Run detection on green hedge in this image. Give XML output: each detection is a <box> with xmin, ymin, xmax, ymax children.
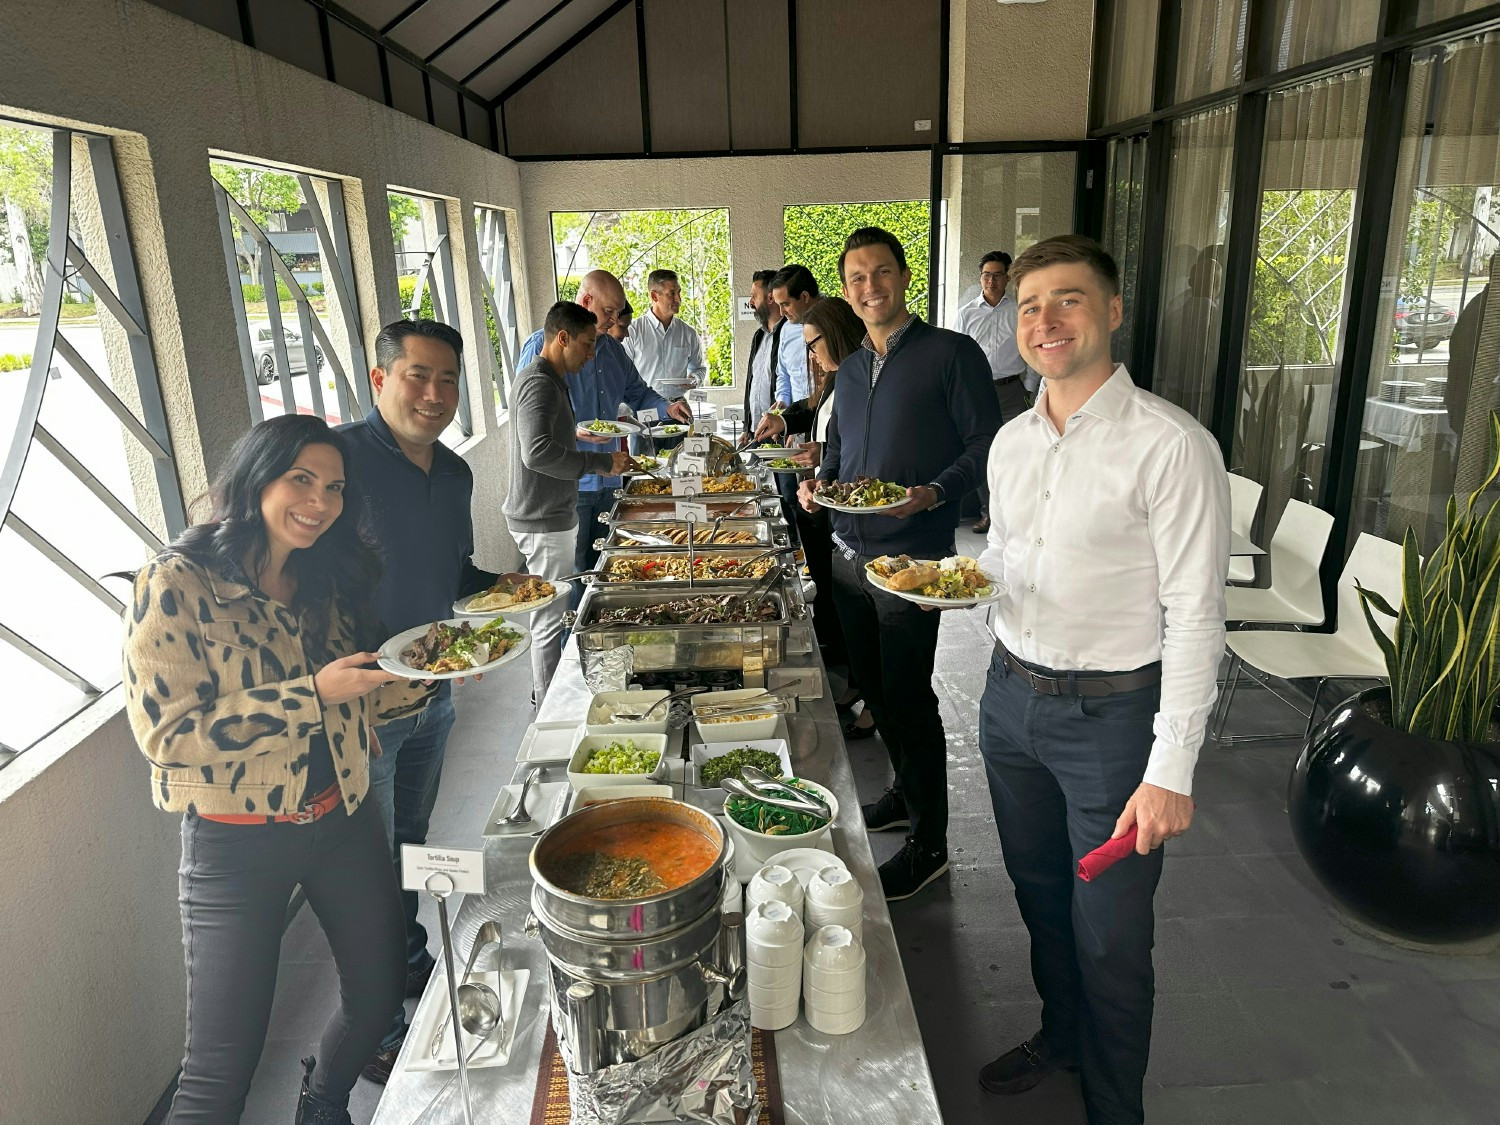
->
<box><xmin>241</xmin><ymin>278</ymin><xmax>296</xmax><ymax>303</ymax></box>
<box><xmin>0</xmin><ymin>352</ymin><xmax>33</xmax><ymax>372</ymax></box>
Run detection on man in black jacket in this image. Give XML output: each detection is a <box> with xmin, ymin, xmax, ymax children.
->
<box><xmin>798</xmin><ymin>227</ymin><xmax>1001</xmax><ymax>900</ymax></box>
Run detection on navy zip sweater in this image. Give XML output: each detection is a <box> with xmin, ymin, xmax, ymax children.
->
<box><xmin>818</xmin><ymin>317</ymin><xmax>1001</xmax><ymax>558</ymax></box>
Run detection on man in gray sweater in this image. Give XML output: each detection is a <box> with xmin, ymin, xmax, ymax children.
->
<box><xmin>505</xmin><ymin>301</ymin><xmax>635</xmax><ymax>699</ymax></box>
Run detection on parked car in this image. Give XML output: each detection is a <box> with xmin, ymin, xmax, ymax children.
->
<box><xmin>253</xmin><ymin>326</ymin><xmax>325</xmax><ymax>385</ymax></box>
<box><xmin>1393</xmin><ymin>297</ymin><xmax>1457</xmax><ymax>347</ymax></box>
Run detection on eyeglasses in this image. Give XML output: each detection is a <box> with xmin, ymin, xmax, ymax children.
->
<box><xmin>806</xmin><ymin>335</ymin><xmax>823</xmax><ymax>350</ymax></box>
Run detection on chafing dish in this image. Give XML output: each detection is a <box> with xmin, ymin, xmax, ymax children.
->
<box><xmin>601</xmin><ymin>496</ymin><xmax>781</xmax><ymax>523</ymax></box>
<box><xmin>595</xmin><ymin>518</ymin><xmax>786</xmax><ymax>552</ymax></box>
<box><xmin>595</xmin><ymin>546</ymin><xmax>794</xmax><ymax>586</ymax></box>
<box><xmin>617</xmin><ymin>474</ymin><xmax>770</xmax><ymax>503</ymax></box>
<box><xmin>666</xmin><ymin>434</ymin><xmax>744</xmax><ymax>477</ymax></box>
<box><xmin>565</xmin><ymin>581</ymin><xmax>812</xmax><ymax>680</ymax></box>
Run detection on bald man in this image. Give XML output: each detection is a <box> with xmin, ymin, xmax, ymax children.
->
<box><xmin>520</xmin><ymin>270</ymin><xmax>693</xmax><ymax>581</ymax></box>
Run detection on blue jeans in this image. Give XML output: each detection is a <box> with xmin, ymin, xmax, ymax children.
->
<box><xmin>368</xmin><ymin>686</ymin><xmax>456</xmax><ymax>1051</ymax></box>
<box><xmin>978</xmin><ymin>646</ymin><xmax>1163</xmax><ymax>1125</ymax></box>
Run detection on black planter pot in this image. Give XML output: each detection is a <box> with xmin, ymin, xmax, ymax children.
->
<box><xmin>1288</xmin><ymin>687</ymin><xmax>1500</xmax><ymax>944</ymax></box>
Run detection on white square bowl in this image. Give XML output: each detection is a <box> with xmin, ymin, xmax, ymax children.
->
<box><xmin>566</xmin><ymin>732</ymin><xmax>670</xmax><ymax>791</ymax></box>
<box><xmin>692</xmin><ymin>689</ymin><xmax>784</xmax><ymax>742</ymax></box>
<box><xmin>584</xmin><ymin>689</ymin><xmax>672</xmax><ymax>737</ymax></box>
<box><xmin>690</xmin><ymin>738</ymin><xmax>794</xmax><ymax>790</ymax></box>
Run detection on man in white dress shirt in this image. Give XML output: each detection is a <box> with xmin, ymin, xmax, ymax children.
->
<box><xmin>973</xmin><ymin>235</ymin><xmax>1228</xmax><ymax>1124</ymax></box>
<box><xmin>954</xmin><ymin>251</ymin><xmax>1031</xmax><ymax>533</ymax></box>
<box><xmin>625</xmin><ymin>268</ymin><xmax>709</xmax><ymax>399</ymax></box>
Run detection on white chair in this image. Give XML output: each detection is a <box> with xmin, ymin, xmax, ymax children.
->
<box><xmin>1227</xmin><ymin>474</ymin><xmax>1264</xmax><ymax>585</ymax></box>
<box><xmin>1212</xmin><ymin>533</ymin><xmax>1404</xmax><ymax>744</ymax></box>
<box><xmin>1223</xmin><ymin>499</ymin><xmax>1333</xmax><ymax>626</ymax></box>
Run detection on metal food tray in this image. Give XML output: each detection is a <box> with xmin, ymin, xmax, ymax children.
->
<box><xmin>616</xmin><ymin>481</ymin><xmax>770</xmax><ymax>503</ymax></box>
<box><xmin>566</xmin><ymin>581</ymin><xmax>812</xmax><ymax>677</ymax></box>
<box><xmin>601</xmin><ymin>496</ymin><xmax>782</xmax><ymax>523</ymax></box>
<box><xmin>594</xmin><ymin>548</ymin><xmax>795</xmax><ymax>587</ymax></box>
<box><xmin>595</xmin><ymin>518</ymin><xmax>786</xmax><ymax>552</ymax></box>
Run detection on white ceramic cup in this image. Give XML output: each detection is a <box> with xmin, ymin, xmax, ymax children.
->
<box><xmin>746</xmin><ymin>864</ymin><xmax>804</xmax><ymax>917</ymax></box>
<box><xmin>745</xmin><ymin>900</ymin><xmax>804</xmax><ymax>947</ymax></box>
<box><xmin>807</xmin><ymin>865</ymin><xmax>863</xmax><ymax>910</ymax></box>
<box><xmin>804</xmin><ymin>925</ymin><xmax>866</xmax><ymax>972</ymax></box>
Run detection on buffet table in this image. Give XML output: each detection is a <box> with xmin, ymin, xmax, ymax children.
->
<box><xmin>371</xmin><ymin>636</ymin><xmax>941</xmax><ymax>1124</ymax></box>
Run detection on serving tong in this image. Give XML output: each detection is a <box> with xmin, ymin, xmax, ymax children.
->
<box><xmin>720</xmin><ymin>765</ymin><xmax>832</xmax><ymax>820</ymax></box>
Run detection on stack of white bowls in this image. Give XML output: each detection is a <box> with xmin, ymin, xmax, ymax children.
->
<box><xmin>745</xmin><ymin>900</ymin><xmax>804</xmax><ymax>1030</ymax></box>
<box><xmin>805</xmin><ymin>865</ymin><xmax>863</xmax><ymax>943</ymax></box>
<box><xmin>746</xmin><ymin>863</ymin><xmax>804</xmax><ymax>917</ymax></box>
<box><xmin>802</xmin><ymin>925</ymin><xmax>866</xmax><ymax>1034</ymax></box>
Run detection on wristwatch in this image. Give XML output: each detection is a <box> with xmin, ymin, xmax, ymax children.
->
<box><xmin>923</xmin><ymin>482</ymin><xmax>946</xmax><ymax>509</ymax></box>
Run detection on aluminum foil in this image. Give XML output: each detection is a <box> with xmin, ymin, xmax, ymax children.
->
<box><xmin>581</xmin><ymin>645</ymin><xmax>634</xmax><ymax>693</ymax></box>
<box><xmin>560</xmin><ymin>1001</ymin><xmax>759</xmax><ymax>1125</ymax></box>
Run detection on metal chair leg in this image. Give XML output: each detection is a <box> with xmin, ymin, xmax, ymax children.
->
<box><xmin>1303</xmin><ymin>677</ymin><xmax>1329</xmax><ymax>742</ymax></box>
<box><xmin>1212</xmin><ymin>652</ymin><xmax>1243</xmax><ymax>743</ymax></box>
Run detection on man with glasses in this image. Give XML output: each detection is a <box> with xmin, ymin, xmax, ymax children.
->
<box><xmin>954</xmin><ymin>251</ymin><xmax>1029</xmax><ymax>533</ymax></box>
<box><xmin>796</xmin><ymin>227</ymin><xmax>1000</xmax><ymax>901</ymax></box>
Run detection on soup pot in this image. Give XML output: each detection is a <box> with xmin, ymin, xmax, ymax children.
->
<box><xmin>526</xmin><ymin>797</ymin><xmax>744</xmax><ymax>1069</ymax></box>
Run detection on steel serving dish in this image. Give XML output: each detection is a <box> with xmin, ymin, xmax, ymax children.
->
<box><xmin>595</xmin><ymin>517</ymin><xmax>786</xmax><ymax>552</ymax></box>
<box><xmin>600</xmin><ymin>496</ymin><xmax>782</xmax><ymax>524</ymax></box>
<box><xmin>594</xmin><ymin>545</ymin><xmax>795</xmax><ymax>587</ymax></box>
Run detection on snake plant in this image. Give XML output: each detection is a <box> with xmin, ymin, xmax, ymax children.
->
<box><xmin>1356</xmin><ymin>411</ymin><xmax>1500</xmax><ymax>743</ymax></box>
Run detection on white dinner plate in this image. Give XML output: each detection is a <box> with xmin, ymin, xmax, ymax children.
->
<box><xmin>402</xmin><ymin>968</ymin><xmax>529</xmax><ymax>1072</ymax></box>
<box><xmin>752</xmin><ymin>844</ymin><xmax>844</xmax><ymax>888</ymax></box>
<box><xmin>863</xmin><ymin>562</ymin><xmax>1006</xmax><ymax>609</ymax></box>
<box><xmin>377</xmin><ymin>617</ymin><xmax>531</xmax><ymax>681</ymax></box>
<box><xmin>812</xmin><ymin>494</ymin><xmax>908</xmax><ymax>514</ymax></box>
<box><xmin>768</xmin><ymin>463</ymin><xmax>810</xmax><ymax>474</ymax></box>
<box><xmin>454</xmin><ymin>578</ymin><xmax>568</xmax><ymax>617</ymax></box>
<box><xmin>483</xmin><ymin>779</ymin><xmax>571</xmax><ymax>838</ymax></box>
<box><xmin>579</xmin><ymin>417</ymin><xmax>644</xmax><ymax>436</ymax></box>
<box><xmin>647</xmin><ymin>424</ymin><xmax>690</xmax><ymax>438</ymax></box>
<box><xmin>744</xmin><ymin>445</ymin><xmax>790</xmax><ymax>459</ymax></box>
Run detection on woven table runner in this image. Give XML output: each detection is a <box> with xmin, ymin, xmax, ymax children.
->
<box><xmin>528</xmin><ymin>1020</ymin><xmax>784</xmax><ymax>1125</ymax></box>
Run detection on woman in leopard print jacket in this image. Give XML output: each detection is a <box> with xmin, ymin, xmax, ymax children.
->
<box><xmin>125</xmin><ymin>415</ymin><xmax>434</xmax><ymax>1125</ymax></box>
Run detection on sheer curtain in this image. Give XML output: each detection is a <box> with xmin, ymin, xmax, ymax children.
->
<box><xmin>1233</xmin><ymin>68</ymin><xmax>1371</xmax><ymax>538</ymax></box>
<box><xmin>1353</xmin><ymin>34</ymin><xmax>1500</xmax><ymax>552</ymax></box>
<box><xmin>1103</xmin><ymin>135</ymin><xmax>1148</xmax><ymax>364</ymax></box>
<box><xmin>1154</xmin><ymin>105</ymin><xmax>1236</xmax><ymax>425</ymax></box>
<box><xmin>1096</xmin><ymin>0</ymin><xmax>1160</xmax><ymax>125</ymax></box>
<box><xmin>1176</xmin><ymin>0</ymin><xmax>1249</xmax><ymax>101</ymax></box>
<box><xmin>1268</xmin><ymin>0</ymin><xmax>1380</xmax><ymax>71</ymax></box>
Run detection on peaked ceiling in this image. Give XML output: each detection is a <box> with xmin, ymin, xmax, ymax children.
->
<box><xmin>340</xmin><ymin>0</ymin><xmax>621</xmax><ymax>102</ymax></box>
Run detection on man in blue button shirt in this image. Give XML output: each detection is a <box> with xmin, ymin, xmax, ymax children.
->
<box><xmin>338</xmin><ymin>319</ymin><xmax>497</xmax><ymax>1083</ymax></box>
<box><xmin>519</xmin><ymin>269</ymin><xmax>693</xmax><ymax>580</ymax></box>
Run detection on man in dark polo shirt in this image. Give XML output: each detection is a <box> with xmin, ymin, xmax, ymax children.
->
<box><xmin>797</xmin><ymin>227</ymin><xmax>1000</xmax><ymax>901</ymax></box>
<box><xmin>338</xmin><ymin>319</ymin><xmax>496</xmax><ymax>1082</ymax></box>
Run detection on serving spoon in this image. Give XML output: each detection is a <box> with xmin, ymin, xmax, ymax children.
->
<box><xmin>495</xmin><ymin>767</ymin><xmax>541</xmax><ymax>828</ymax></box>
<box><xmin>610</xmin><ymin>685</ymin><xmax>710</xmax><ymax>723</ymax></box>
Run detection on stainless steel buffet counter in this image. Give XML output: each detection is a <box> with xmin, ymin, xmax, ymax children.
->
<box><xmin>371</xmin><ymin>636</ymin><xmax>940</xmax><ymax>1124</ymax></box>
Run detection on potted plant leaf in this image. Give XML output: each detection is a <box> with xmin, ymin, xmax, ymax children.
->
<box><xmin>1287</xmin><ymin>411</ymin><xmax>1500</xmax><ymax>944</ymax></box>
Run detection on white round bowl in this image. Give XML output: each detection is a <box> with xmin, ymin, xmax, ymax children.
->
<box><xmin>806</xmin><ymin>1000</ymin><xmax>865</xmax><ymax>1035</ymax></box>
<box><xmin>746</xmin><ymin>864</ymin><xmax>804</xmax><ymax>915</ymax></box>
<box><xmin>747</xmin><ymin>976</ymin><xmax>801</xmax><ymax>1009</ymax></box>
<box><xmin>807</xmin><ymin>865</ymin><xmax>863</xmax><ymax>909</ymax></box>
<box><xmin>804</xmin><ymin>925</ymin><xmax>866</xmax><ymax>972</ymax></box>
<box><xmin>750</xmin><ymin>1002</ymin><xmax>799</xmax><ymax>1031</ymax></box>
<box><xmin>803</xmin><ymin>960</ymin><xmax>865</xmax><ymax>996</ymax></box>
<box><xmin>722</xmin><ymin>779</ymin><xmax>839</xmax><ymax>867</ymax></box>
<box><xmin>745</xmin><ymin>900</ymin><xmax>804</xmax><ymax>948</ymax></box>
<box><xmin>802</xmin><ymin>980</ymin><xmax>865</xmax><ymax>1015</ymax></box>
<box><xmin>806</xmin><ymin>908</ymin><xmax>863</xmax><ymax>946</ymax></box>
<box><xmin>747</xmin><ymin>941</ymin><xmax>803</xmax><ymax>971</ymax></box>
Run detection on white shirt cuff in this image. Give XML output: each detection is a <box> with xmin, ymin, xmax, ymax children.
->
<box><xmin>1143</xmin><ymin>738</ymin><xmax>1198</xmax><ymax>797</ymax></box>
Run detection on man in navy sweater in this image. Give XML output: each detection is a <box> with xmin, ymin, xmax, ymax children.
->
<box><xmin>798</xmin><ymin>227</ymin><xmax>1001</xmax><ymax>900</ymax></box>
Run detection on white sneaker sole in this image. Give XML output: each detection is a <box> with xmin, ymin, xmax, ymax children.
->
<box><xmin>883</xmin><ymin>859</ymin><xmax>950</xmax><ymax>901</ymax></box>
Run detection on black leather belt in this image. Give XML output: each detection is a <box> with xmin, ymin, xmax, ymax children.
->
<box><xmin>1000</xmin><ymin>645</ymin><xmax>1161</xmax><ymax>697</ymax></box>
<box><xmin>995</xmin><ymin>373</ymin><xmax>1024</xmax><ymax>385</ymax></box>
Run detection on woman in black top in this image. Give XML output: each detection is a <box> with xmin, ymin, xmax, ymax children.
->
<box><xmin>754</xmin><ymin>296</ymin><xmax>876</xmax><ymax>737</ymax></box>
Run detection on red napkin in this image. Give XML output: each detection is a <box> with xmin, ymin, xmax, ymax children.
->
<box><xmin>1077</xmin><ymin>826</ymin><xmax>1138</xmax><ymax>882</ymax></box>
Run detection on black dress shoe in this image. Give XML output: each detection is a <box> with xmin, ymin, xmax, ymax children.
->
<box><xmin>978</xmin><ymin>1031</ymin><xmax>1078</xmax><ymax>1096</ymax></box>
<box><xmin>974</xmin><ymin>516</ymin><xmax>991</xmax><ymax>534</ymax></box>
<box><xmin>843</xmin><ymin>716</ymin><xmax>876</xmax><ymax>740</ymax></box>
<box><xmin>360</xmin><ymin>1041</ymin><xmax>402</xmax><ymax>1086</ymax></box>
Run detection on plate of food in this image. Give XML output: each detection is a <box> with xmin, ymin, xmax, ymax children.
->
<box><xmin>744</xmin><ymin>443</ymin><xmax>789</xmax><ymax>459</ymax></box>
<box><xmin>635</xmin><ymin>454</ymin><xmax>662</xmax><ymax>471</ymax></box>
<box><xmin>864</xmin><ymin>554</ymin><xmax>1005</xmax><ymax>607</ymax></box>
<box><xmin>455</xmin><ymin>575</ymin><xmax>564</xmax><ymax>616</ymax></box>
<box><xmin>767</xmin><ymin>456</ymin><xmax>807</xmax><ymax>474</ymax></box>
<box><xmin>812</xmin><ymin>477</ymin><xmax>910</xmax><ymax>513</ymax></box>
<box><xmin>378</xmin><ymin>616</ymin><xmax>530</xmax><ymax>680</ymax></box>
<box><xmin>648</xmin><ymin>422</ymin><xmax>688</xmax><ymax>438</ymax></box>
<box><xmin>579</xmin><ymin>417</ymin><xmax>643</xmax><ymax>437</ymax></box>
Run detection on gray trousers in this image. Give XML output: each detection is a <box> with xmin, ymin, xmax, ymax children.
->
<box><xmin>167</xmin><ymin>799</ymin><xmax>405</xmax><ymax>1122</ymax></box>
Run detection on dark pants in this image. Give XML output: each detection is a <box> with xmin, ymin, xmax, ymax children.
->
<box><xmin>777</xmin><ymin>472</ymin><xmax>803</xmax><ymax>546</ymax></box>
<box><xmin>977</xmin><ymin>376</ymin><xmax>1031</xmax><ymax>515</ymax></box>
<box><xmin>978</xmin><ymin>647</ymin><xmax>1163</xmax><ymax>1125</ymax></box>
<box><xmin>168</xmin><ymin>801</ymin><xmax>404</xmax><ymax>1122</ymax></box>
<box><xmin>369</xmin><ymin>689</ymin><xmax>457</xmax><ymax>1050</ymax></box>
<box><xmin>830</xmin><ymin>548</ymin><xmax>947</xmax><ymax>849</ymax></box>
<box><xmin>795</xmin><ymin>504</ymin><xmax>847</xmax><ymax>665</ymax></box>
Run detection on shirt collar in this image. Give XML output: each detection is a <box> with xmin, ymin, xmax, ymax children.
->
<box><xmin>1028</xmin><ymin>363</ymin><xmax>1135</xmax><ymax>428</ymax></box>
<box><xmin>361</xmin><ymin>407</ymin><xmax>463</xmax><ymax>476</ymax></box>
<box><xmin>860</xmin><ymin>313</ymin><xmax>918</xmax><ymax>358</ymax></box>
<box><xmin>648</xmin><ymin>310</ymin><xmax>673</xmax><ymax>333</ymax></box>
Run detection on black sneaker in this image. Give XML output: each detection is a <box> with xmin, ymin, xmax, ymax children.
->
<box><xmin>405</xmin><ymin>951</ymin><xmax>435</xmax><ymax>998</ymax></box>
<box><xmin>862</xmin><ymin>787</ymin><xmax>910</xmax><ymax>832</ymax></box>
<box><xmin>978</xmin><ymin>1031</ymin><xmax>1078</xmax><ymax>1096</ymax></box>
<box><xmin>879</xmin><ymin>838</ymin><xmax>949</xmax><ymax>901</ymax></box>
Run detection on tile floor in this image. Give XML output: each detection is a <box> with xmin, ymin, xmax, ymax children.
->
<box><xmin>154</xmin><ymin>524</ymin><xmax>1500</xmax><ymax>1125</ymax></box>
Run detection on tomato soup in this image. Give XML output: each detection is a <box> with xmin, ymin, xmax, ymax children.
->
<box><xmin>550</xmin><ymin>820</ymin><xmax>719</xmax><ymax>900</ymax></box>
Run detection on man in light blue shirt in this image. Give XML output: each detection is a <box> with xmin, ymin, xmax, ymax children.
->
<box><xmin>770</xmin><ymin>263</ymin><xmax>819</xmax><ymax>404</ymax></box>
<box><xmin>519</xmin><ymin>269</ymin><xmax>692</xmax><ymax>577</ymax></box>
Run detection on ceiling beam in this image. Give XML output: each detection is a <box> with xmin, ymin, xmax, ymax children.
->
<box><xmin>426</xmin><ymin>0</ymin><xmax>519</xmax><ymax>64</ymax></box>
<box><xmin>461</xmin><ymin>0</ymin><xmax>575</xmax><ymax>86</ymax></box>
<box><xmin>379</xmin><ymin>0</ymin><xmax>432</xmax><ymax>36</ymax></box>
<box><xmin>490</xmin><ymin>0</ymin><xmax>634</xmax><ymax>105</ymax></box>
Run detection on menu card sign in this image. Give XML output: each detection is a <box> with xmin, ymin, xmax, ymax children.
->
<box><xmin>676</xmin><ymin>453</ymin><xmax>709</xmax><ymax>476</ymax></box>
<box><xmin>721</xmin><ymin>405</ymin><xmax>745</xmax><ymax>424</ymax></box>
<box><xmin>675</xmin><ymin>500</ymin><xmax>710</xmax><ymax>522</ymax></box>
<box><xmin>637</xmin><ymin>407</ymin><xmax>660</xmax><ymax>425</ymax></box>
<box><xmin>682</xmin><ymin>436</ymin><xmax>712</xmax><ymax>456</ymax></box>
<box><xmin>672</xmin><ymin>475</ymin><xmax>705</xmax><ymax>497</ymax></box>
<box><xmin>687</xmin><ymin>388</ymin><xmax>710</xmax><ymax>404</ymax></box>
<box><xmin>401</xmin><ymin>845</ymin><xmax>485</xmax><ymax>895</ymax></box>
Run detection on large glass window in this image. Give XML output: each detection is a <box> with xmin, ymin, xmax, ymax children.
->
<box><xmin>1266</xmin><ymin>0</ymin><xmax>1380</xmax><ymax>72</ymax></box>
<box><xmin>1233</xmin><ymin>69</ymin><xmax>1371</xmax><ymax>536</ymax></box>
<box><xmin>475</xmin><ymin>205</ymin><xmax>521</xmax><ymax>414</ymax></box>
<box><xmin>783</xmin><ymin>201</ymin><xmax>932</xmax><ymax>320</ymax></box>
<box><xmin>1094</xmin><ymin>0</ymin><xmax>1160</xmax><ymax>125</ymax></box>
<box><xmin>1416</xmin><ymin>0</ymin><xmax>1495</xmax><ymax>24</ymax></box>
<box><xmin>1176</xmin><ymin>0</ymin><xmax>1250</xmax><ymax>101</ymax></box>
<box><xmin>551</xmin><ymin>209</ymin><xmax>732</xmax><ymax>386</ymax></box>
<box><xmin>390</xmin><ymin>189</ymin><xmax>472</xmax><ymax>443</ymax></box>
<box><xmin>212</xmin><ymin>158</ymin><xmax>369</xmax><ymax>428</ymax></box>
<box><xmin>1155</xmin><ymin>105</ymin><xmax>1237</xmax><ymax>425</ymax></box>
<box><xmin>1102</xmin><ymin>136</ymin><xmax>1149</xmax><ymax>364</ymax></box>
<box><xmin>0</xmin><ymin>120</ymin><xmax>185</xmax><ymax>758</ymax></box>
<box><xmin>1351</xmin><ymin>34</ymin><xmax>1500</xmax><ymax>553</ymax></box>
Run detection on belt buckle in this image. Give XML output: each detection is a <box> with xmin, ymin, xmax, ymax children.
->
<box><xmin>289</xmin><ymin>807</ymin><xmax>317</xmax><ymax>826</ymax></box>
<box><xmin>1026</xmin><ymin>668</ymin><xmax>1058</xmax><ymax>696</ymax></box>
